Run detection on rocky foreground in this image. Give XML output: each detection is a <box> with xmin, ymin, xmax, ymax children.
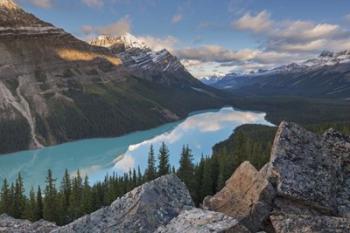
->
<box><xmin>1</xmin><ymin>121</ymin><xmax>350</xmax><ymax>232</ymax></box>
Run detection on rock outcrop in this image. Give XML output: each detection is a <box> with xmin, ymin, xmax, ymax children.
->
<box><xmin>52</xmin><ymin>174</ymin><xmax>193</xmax><ymax>233</ymax></box>
<box><xmin>204</xmin><ymin>121</ymin><xmax>350</xmax><ymax>233</ymax></box>
<box><xmin>156</xmin><ymin>208</ymin><xmax>250</xmax><ymax>233</ymax></box>
<box><xmin>0</xmin><ymin>214</ymin><xmax>57</xmax><ymax>233</ymax></box>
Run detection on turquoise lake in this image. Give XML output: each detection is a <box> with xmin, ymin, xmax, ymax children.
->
<box><xmin>0</xmin><ymin>107</ymin><xmax>273</xmax><ymax>191</ymax></box>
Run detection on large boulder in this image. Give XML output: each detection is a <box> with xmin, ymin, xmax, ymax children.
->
<box><xmin>203</xmin><ymin>161</ymin><xmax>275</xmax><ymax>232</ymax></box>
<box><xmin>0</xmin><ymin>214</ymin><xmax>57</xmax><ymax>233</ymax></box>
<box><xmin>156</xmin><ymin>208</ymin><xmax>250</xmax><ymax>233</ymax></box>
<box><xmin>268</xmin><ymin>122</ymin><xmax>343</xmax><ymax>214</ymax></box>
<box><xmin>52</xmin><ymin>174</ymin><xmax>193</xmax><ymax>233</ymax></box>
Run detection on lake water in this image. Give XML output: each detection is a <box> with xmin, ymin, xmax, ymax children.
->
<box><xmin>0</xmin><ymin>107</ymin><xmax>273</xmax><ymax>191</ymax></box>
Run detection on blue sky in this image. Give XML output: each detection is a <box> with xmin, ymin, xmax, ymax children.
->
<box><xmin>16</xmin><ymin>0</ymin><xmax>350</xmax><ymax>77</ymax></box>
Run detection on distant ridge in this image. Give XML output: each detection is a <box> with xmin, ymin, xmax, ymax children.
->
<box><xmin>206</xmin><ymin>50</ymin><xmax>350</xmax><ymax>99</ymax></box>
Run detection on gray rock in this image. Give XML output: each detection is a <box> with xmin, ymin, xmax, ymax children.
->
<box><xmin>52</xmin><ymin>174</ymin><xmax>193</xmax><ymax>233</ymax></box>
<box><xmin>268</xmin><ymin>121</ymin><xmax>350</xmax><ymax>216</ymax></box>
<box><xmin>156</xmin><ymin>208</ymin><xmax>251</xmax><ymax>233</ymax></box>
<box><xmin>270</xmin><ymin>214</ymin><xmax>350</xmax><ymax>233</ymax></box>
<box><xmin>0</xmin><ymin>214</ymin><xmax>57</xmax><ymax>233</ymax></box>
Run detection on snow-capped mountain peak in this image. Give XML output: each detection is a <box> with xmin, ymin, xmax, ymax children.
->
<box><xmin>119</xmin><ymin>32</ymin><xmax>148</xmax><ymax>49</ymax></box>
<box><xmin>89</xmin><ymin>33</ymin><xmax>193</xmax><ymax>82</ymax></box>
<box><xmin>0</xmin><ymin>0</ymin><xmax>18</xmax><ymax>10</ymax></box>
<box><xmin>91</xmin><ymin>33</ymin><xmax>149</xmax><ymax>50</ymax></box>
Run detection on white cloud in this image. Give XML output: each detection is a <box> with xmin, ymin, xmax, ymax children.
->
<box><xmin>27</xmin><ymin>0</ymin><xmax>53</xmax><ymax>8</ymax></box>
<box><xmin>274</xmin><ymin>39</ymin><xmax>327</xmax><ymax>52</ymax></box>
<box><xmin>138</xmin><ymin>35</ymin><xmax>178</xmax><ymax>52</ymax></box>
<box><xmin>97</xmin><ymin>16</ymin><xmax>131</xmax><ymax>35</ymax></box>
<box><xmin>172</xmin><ymin>14</ymin><xmax>183</xmax><ymax>24</ymax></box>
<box><xmin>176</xmin><ymin>45</ymin><xmax>298</xmax><ymax>64</ymax></box>
<box><xmin>233</xmin><ymin>10</ymin><xmax>350</xmax><ymax>54</ymax></box>
<box><xmin>176</xmin><ymin>45</ymin><xmax>257</xmax><ymax>63</ymax></box>
<box><xmin>81</xmin><ymin>0</ymin><xmax>104</xmax><ymax>8</ymax></box>
<box><xmin>233</xmin><ymin>10</ymin><xmax>272</xmax><ymax>32</ymax></box>
<box><xmin>81</xmin><ymin>16</ymin><xmax>131</xmax><ymax>37</ymax></box>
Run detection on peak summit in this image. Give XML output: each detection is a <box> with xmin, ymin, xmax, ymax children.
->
<box><xmin>119</xmin><ymin>32</ymin><xmax>148</xmax><ymax>49</ymax></box>
<box><xmin>0</xmin><ymin>0</ymin><xmax>18</xmax><ymax>9</ymax></box>
<box><xmin>91</xmin><ymin>33</ymin><xmax>149</xmax><ymax>50</ymax></box>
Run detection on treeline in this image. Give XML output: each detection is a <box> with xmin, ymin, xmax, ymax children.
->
<box><xmin>193</xmin><ymin>124</ymin><xmax>277</xmax><ymax>203</ymax></box>
<box><xmin>306</xmin><ymin>121</ymin><xmax>350</xmax><ymax>135</ymax></box>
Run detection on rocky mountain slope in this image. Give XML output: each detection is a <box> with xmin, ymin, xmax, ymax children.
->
<box><xmin>0</xmin><ymin>0</ymin><xmax>222</xmax><ymax>154</ymax></box>
<box><xmin>89</xmin><ymin>33</ymin><xmax>203</xmax><ymax>87</ymax></box>
<box><xmin>208</xmin><ymin>51</ymin><xmax>350</xmax><ymax>99</ymax></box>
<box><xmin>1</xmin><ymin>121</ymin><xmax>349</xmax><ymax>232</ymax></box>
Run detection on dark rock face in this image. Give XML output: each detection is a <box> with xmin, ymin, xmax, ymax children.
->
<box><xmin>0</xmin><ymin>214</ymin><xmax>57</xmax><ymax>233</ymax></box>
<box><xmin>52</xmin><ymin>174</ymin><xmax>193</xmax><ymax>233</ymax></box>
<box><xmin>205</xmin><ymin>121</ymin><xmax>350</xmax><ymax>233</ymax></box>
<box><xmin>156</xmin><ymin>208</ymin><xmax>250</xmax><ymax>233</ymax></box>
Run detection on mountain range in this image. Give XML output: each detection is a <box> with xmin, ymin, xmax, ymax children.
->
<box><xmin>206</xmin><ymin>50</ymin><xmax>350</xmax><ymax>99</ymax></box>
<box><xmin>0</xmin><ymin>0</ymin><xmax>222</xmax><ymax>154</ymax></box>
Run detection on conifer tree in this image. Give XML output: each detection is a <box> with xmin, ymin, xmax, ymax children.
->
<box><xmin>9</xmin><ymin>183</ymin><xmax>15</xmax><ymax>217</ymax></box>
<box><xmin>132</xmin><ymin>169</ymin><xmax>137</xmax><ymax>188</ymax></box>
<box><xmin>137</xmin><ymin>166</ymin><xmax>143</xmax><ymax>185</ymax></box>
<box><xmin>200</xmin><ymin>158</ymin><xmax>214</xmax><ymax>200</ymax></box>
<box><xmin>158</xmin><ymin>142</ymin><xmax>170</xmax><ymax>176</ymax></box>
<box><xmin>81</xmin><ymin>176</ymin><xmax>92</xmax><ymax>215</ymax></box>
<box><xmin>145</xmin><ymin>145</ymin><xmax>157</xmax><ymax>181</ymax></box>
<box><xmin>0</xmin><ymin>178</ymin><xmax>11</xmax><ymax>214</ymax></box>
<box><xmin>13</xmin><ymin>173</ymin><xmax>25</xmax><ymax>218</ymax></box>
<box><xmin>35</xmin><ymin>186</ymin><xmax>43</xmax><ymax>220</ymax></box>
<box><xmin>69</xmin><ymin>170</ymin><xmax>83</xmax><ymax>220</ymax></box>
<box><xmin>43</xmin><ymin>169</ymin><xmax>58</xmax><ymax>222</ymax></box>
<box><xmin>60</xmin><ymin>169</ymin><xmax>71</xmax><ymax>215</ymax></box>
<box><xmin>193</xmin><ymin>155</ymin><xmax>205</xmax><ymax>205</ymax></box>
<box><xmin>23</xmin><ymin>187</ymin><xmax>36</xmax><ymax>221</ymax></box>
<box><xmin>177</xmin><ymin>145</ymin><xmax>194</xmax><ymax>190</ymax></box>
